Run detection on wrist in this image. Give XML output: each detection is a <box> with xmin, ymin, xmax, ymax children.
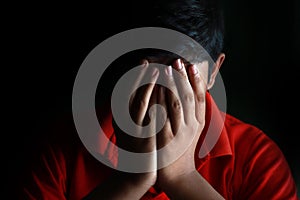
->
<box><xmin>119</xmin><ymin>171</ymin><xmax>157</xmax><ymax>189</ymax></box>
<box><xmin>158</xmin><ymin>169</ymin><xmax>198</xmax><ymax>191</ymax></box>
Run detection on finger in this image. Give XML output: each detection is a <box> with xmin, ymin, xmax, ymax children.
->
<box><xmin>164</xmin><ymin>65</ymin><xmax>183</xmax><ymax>132</ymax></box>
<box><xmin>131</xmin><ymin>67</ymin><xmax>159</xmax><ymax>125</ymax></box>
<box><xmin>188</xmin><ymin>64</ymin><xmax>206</xmax><ymax>124</ymax></box>
<box><xmin>156</xmin><ymin>86</ymin><xmax>176</xmax><ymax>150</ymax></box>
<box><xmin>157</xmin><ymin>118</ymin><xmax>173</xmax><ymax>149</ymax></box>
<box><xmin>141</xmin><ymin>86</ymin><xmax>157</xmax><ymax>151</ymax></box>
<box><xmin>172</xmin><ymin>59</ymin><xmax>195</xmax><ymax>124</ymax></box>
<box><xmin>156</xmin><ymin>86</ymin><xmax>168</xmax><ymax>128</ymax></box>
<box><xmin>116</xmin><ymin>76</ymin><xmax>158</xmax><ymax>153</ymax></box>
<box><xmin>129</xmin><ymin>59</ymin><xmax>149</xmax><ymax>107</ymax></box>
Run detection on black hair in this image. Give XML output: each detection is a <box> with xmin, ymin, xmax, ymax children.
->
<box><xmin>96</xmin><ymin>0</ymin><xmax>225</xmax><ymax>104</ymax></box>
<box><xmin>115</xmin><ymin>0</ymin><xmax>225</xmax><ymax>63</ymax></box>
<box><xmin>160</xmin><ymin>0</ymin><xmax>225</xmax><ymax>62</ymax></box>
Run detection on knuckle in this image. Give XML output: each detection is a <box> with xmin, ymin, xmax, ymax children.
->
<box><xmin>137</xmin><ymin>99</ymin><xmax>147</xmax><ymax>109</ymax></box>
<box><xmin>180</xmin><ymin>72</ymin><xmax>188</xmax><ymax>79</ymax></box>
<box><xmin>172</xmin><ymin>99</ymin><xmax>181</xmax><ymax>110</ymax></box>
<box><xmin>196</xmin><ymin>93</ymin><xmax>205</xmax><ymax>102</ymax></box>
<box><xmin>183</xmin><ymin>92</ymin><xmax>194</xmax><ymax>102</ymax></box>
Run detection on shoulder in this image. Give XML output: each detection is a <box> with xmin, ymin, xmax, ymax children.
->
<box><xmin>223</xmin><ymin>113</ymin><xmax>285</xmax><ymax>167</ymax></box>
<box><xmin>224</xmin><ymin>113</ymin><xmax>275</xmax><ymax>153</ymax></box>
<box><xmin>224</xmin><ymin>113</ymin><xmax>298</xmax><ymax>199</ymax></box>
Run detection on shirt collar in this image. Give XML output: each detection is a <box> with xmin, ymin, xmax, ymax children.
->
<box><xmin>195</xmin><ymin>92</ymin><xmax>232</xmax><ymax>168</ymax></box>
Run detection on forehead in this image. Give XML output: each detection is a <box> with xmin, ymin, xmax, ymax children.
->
<box><xmin>146</xmin><ymin>55</ymin><xmax>177</xmax><ymax>65</ymax></box>
<box><xmin>139</xmin><ymin>50</ymin><xmax>192</xmax><ymax>66</ymax></box>
<box><xmin>120</xmin><ymin>48</ymin><xmax>207</xmax><ymax>69</ymax></box>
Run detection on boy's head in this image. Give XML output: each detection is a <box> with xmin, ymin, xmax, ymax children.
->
<box><xmin>105</xmin><ymin>0</ymin><xmax>225</xmax><ymax>89</ymax></box>
<box><xmin>115</xmin><ymin>0</ymin><xmax>224</xmax><ymax>60</ymax></box>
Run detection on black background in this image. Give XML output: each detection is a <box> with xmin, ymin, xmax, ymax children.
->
<box><xmin>4</xmin><ymin>0</ymin><xmax>300</xmax><ymax>197</ymax></box>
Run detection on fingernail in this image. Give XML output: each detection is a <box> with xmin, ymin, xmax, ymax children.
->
<box><xmin>142</xmin><ymin>60</ymin><xmax>148</xmax><ymax>67</ymax></box>
<box><xmin>165</xmin><ymin>65</ymin><xmax>172</xmax><ymax>76</ymax></box>
<box><xmin>181</xmin><ymin>60</ymin><xmax>186</xmax><ymax>68</ymax></box>
<box><xmin>175</xmin><ymin>59</ymin><xmax>183</xmax><ymax>70</ymax></box>
<box><xmin>190</xmin><ymin>65</ymin><xmax>199</xmax><ymax>76</ymax></box>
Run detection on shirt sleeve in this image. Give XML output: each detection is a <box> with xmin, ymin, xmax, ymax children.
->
<box><xmin>238</xmin><ymin>131</ymin><xmax>299</xmax><ymax>200</ymax></box>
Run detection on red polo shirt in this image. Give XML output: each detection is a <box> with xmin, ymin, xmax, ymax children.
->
<box><xmin>22</xmin><ymin>93</ymin><xmax>299</xmax><ymax>200</ymax></box>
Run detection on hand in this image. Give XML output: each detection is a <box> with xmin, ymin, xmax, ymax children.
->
<box><xmin>113</xmin><ymin>60</ymin><xmax>159</xmax><ymax>187</ymax></box>
<box><xmin>156</xmin><ymin>59</ymin><xmax>206</xmax><ymax>189</ymax></box>
<box><xmin>85</xmin><ymin>60</ymin><xmax>165</xmax><ymax>200</ymax></box>
<box><xmin>86</xmin><ymin>59</ymin><xmax>223</xmax><ymax>200</ymax></box>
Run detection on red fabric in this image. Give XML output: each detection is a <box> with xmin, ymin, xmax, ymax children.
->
<box><xmin>21</xmin><ymin>93</ymin><xmax>299</xmax><ymax>200</ymax></box>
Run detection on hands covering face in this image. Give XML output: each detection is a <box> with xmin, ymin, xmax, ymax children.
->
<box><xmin>114</xmin><ymin>58</ymin><xmax>207</xmax><ymax>188</ymax></box>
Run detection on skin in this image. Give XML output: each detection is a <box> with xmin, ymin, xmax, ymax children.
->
<box><xmin>83</xmin><ymin>53</ymin><xmax>226</xmax><ymax>200</ymax></box>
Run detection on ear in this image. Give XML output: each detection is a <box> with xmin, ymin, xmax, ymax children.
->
<box><xmin>207</xmin><ymin>53</ymin><xmax>225</xmax><ymax>90</ymax></box>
